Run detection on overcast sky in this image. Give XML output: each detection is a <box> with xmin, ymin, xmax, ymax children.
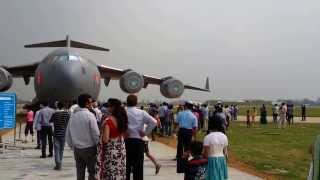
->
<box><xmin>1</xmin><ymin>1</ymin><xmax>320</xmax><ymax>102</ymax></box>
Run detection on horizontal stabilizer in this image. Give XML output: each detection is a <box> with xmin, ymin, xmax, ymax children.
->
<box><xmin>184</xmin><ymin>77</ymin><xmax>211</xmax><ymax>92</ymax></box>
<box><xmin>70</xmin><ymin>40</ymin><xmax>109</xmax><ymax>51</ymax></box>
<box><xmin>24</xmin><ymin>35</ymin><xmax>109</xmax><ymax>51</ymax></box>
<box><xmin>25</xmin><ymin>40</ymin><xmax>66</xmax><ymax>48</ymax></box>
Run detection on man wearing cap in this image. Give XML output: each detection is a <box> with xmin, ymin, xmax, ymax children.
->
<box><xmin>175</xmin><ymin>101</ymin><xmax>198</xmax><ymax>173</ymax></box>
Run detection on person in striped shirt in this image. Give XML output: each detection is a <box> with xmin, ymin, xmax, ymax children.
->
<box><xmin>50</xmin><ymin>101</ymin><xmax>70</xmax><ymax>170</ymax></box>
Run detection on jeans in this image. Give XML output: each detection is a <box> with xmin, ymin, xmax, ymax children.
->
<box><xmin>273</xmin><ymin>114</ymin><xmax>278</xmax><ymax>123</ymax></box>
<box><xmin>54</xmin><ymin>136</ymin><xmax>65</xmax><ymax>168</ymax></box>
<box><xmin>159</xmin><ymin>117</ymin><xmax>165</xmax><ymax>134</ymax></box>
<box><xmin>41</xmin><ymin>126</ymin><xmax>53</xmax><ymax>156</ymax></box>
<box><xmin>74</xmin><ymin>145</ymin><xmax>97</xmax><ymax>180</ymax></box>
<box><xmin>176</xmin><ymin>128</ymin><xmax>193</xmax><ymax>173</ymax></box>
<box><xmin>125</xmin><ymin>138</ymin><xmax>144</xmax><ymax>180</ymax></box>
<box><xmin>24</xmin><ymin>122</ymin><xmax>34</xmax><ymax>136</ymax></box>
<box><xmin>36</xmin><ymin>130</ymin><xmax>41</xmax><ymax>147</ymax></box>
<box><xmin>164</xmin><ymin>121</ymin><xmax>172</xmax><ymax>136</ymax></box>
<box><xmin>287</xmin><ymin>114</ymin><xmax>294</xmax><ymax>125</ymax></box>
<box><xmin>199</xmin><ymin>118</ymin><xmax>204</xmax><ymax>130</ymax></box>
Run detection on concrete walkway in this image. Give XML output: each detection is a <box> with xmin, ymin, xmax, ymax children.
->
<box><xmin>145</xmin><ymin>142</ymin><xmax>262</xmax><ymax>180</ymax></box>
<box><xmin>0</xmin><ymin>129</ymin><xmax>262</xmax><ymax>180</ymax></box>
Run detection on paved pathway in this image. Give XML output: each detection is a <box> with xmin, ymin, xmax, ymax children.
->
<box><xmin>0</xmin><ymin>128</ymin><xmax>262</xmax><ymax>180</ymax></box>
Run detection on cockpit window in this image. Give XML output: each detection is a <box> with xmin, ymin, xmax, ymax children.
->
<box><xmin>69</xmin><ymin>55</ymin><xmax>79</xmax><ymax>61</ymax></box>
<box><xmin>59</xmin><ymin>55</ymin><xmax>69</xmax><ymax>61</ymax></box>
<box><xmin>47</xmin><ymin>55</ymin><xmax>81</xmax><ymax>63</ymax></box>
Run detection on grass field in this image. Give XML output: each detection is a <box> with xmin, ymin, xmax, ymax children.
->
<box><xmin>196</xmin><ymin>122</ymin><xmax>320</xmax><ymax>179</ymax></box>
<box><xmin>237</xmin><ymin>105</ymin><xmax>320</xmax><ymax>117</ymax></box>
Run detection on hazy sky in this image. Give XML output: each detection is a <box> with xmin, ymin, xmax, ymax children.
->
<box><xmin>1</xmin><ymin>1</ymin><xmax>320</xmax><ymax>102</ymax></box>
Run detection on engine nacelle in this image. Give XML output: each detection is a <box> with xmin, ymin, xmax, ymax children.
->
<box><xmin>0</xmin><ymin>67</ymin><xmax>13</xmax><ymax>92</ymax></box>
<box><xmin>119</xmin><ymin>71</ymin><xmax>144</xmax><ymax>94</ymax></box>
<box><xmin>160</xmin><ymin>78</ymin><xmax>184</xmax><ymax>98</ymax></box>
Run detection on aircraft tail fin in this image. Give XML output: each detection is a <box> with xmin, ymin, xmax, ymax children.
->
<box><xmin>205</xmin><ymin>77</ymin><xmax>210</xmax><ymax>90</ymax></box>
<box><xmin>24</xmin><ymin>35</ymin><xmax>109</xmax><ymax>52</ymax></box>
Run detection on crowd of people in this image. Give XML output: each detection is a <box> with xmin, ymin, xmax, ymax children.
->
<box><xmin>245</xmin><ymin>103</ymin><xmax>308</xmax><ymax>128</ymax></box>
<box><xmin>22</xmin><ymin>95</ymin><xmax>236</xmax><ymax>180</ymax></box>
<box><xmin>175</xmin><ymin>101</ymin><xmax>229</xmax><ymax>180</ymax></box>
<box><xmin>23</xmin><ymin>95</ymin><xmax>314</xmax><ymax>180</ymax></box>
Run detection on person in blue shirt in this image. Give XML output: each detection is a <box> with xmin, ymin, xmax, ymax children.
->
<box><xmin>175</xmin><ymin>101</ymin><xmax>198</xmax><ymax>173</ymax></box>
<box><xmin>38</xmin><ymin>101</ymin><xmax>55</xmax><ymax>158</ymax></box>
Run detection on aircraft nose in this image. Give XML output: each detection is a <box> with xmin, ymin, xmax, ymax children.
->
<box><xmin>53</xmin><ymin>62</ymin><xmax>76</xmax><ymax>85</ymax></box>
<box><xmin>35</xmin><ymin>53</ymin><xmax>100</xmax><ymax>102</ymax></box>
<box><xmin>49</xmin><ymin>59</ymin><xmax>99</xmax><ymax>101</ymax></box>
<box><xmin>40</xmin><ymin>60</ymin><xmax>85</xmax><ymax>101</ymax></box>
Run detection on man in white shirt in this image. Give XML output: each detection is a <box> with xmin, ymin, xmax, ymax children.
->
<box><xmin>66</xmin><ymin>94</ymin><xmax>100</xmax><ymax>180</ymax></box>
<box><xmin>278</xmin><ymin>102</ymin><xmax>287</xmax><ymax>129</ymax></box>
<box><xmin>272</xmin><ymin>104</ymin><xmax>279</xmax><ymax>123</ymax></box>
<box><xmin>158</xmin><ymin>102</ymin><xmax>168</xmax><ymax>135</ymax></box>
<box><xmin>91</xmin><ymin>100</ymin><xmax>102</xmax><ymax>123</ymax></box>
<box><xmin>125</xmin><ymin>94</ymin><xmax>157</xmax><ymax>180</ymax></box>
<box><xmin>69</xmin><ymin>100</ymin><xmax>80</xmax><ymax>115</ymax></box>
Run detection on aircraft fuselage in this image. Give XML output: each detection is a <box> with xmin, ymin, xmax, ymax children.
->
<box><xmin>34</xmin><ymin>48</ymin><xmax>101</xmax><ymax>103</ymax></box>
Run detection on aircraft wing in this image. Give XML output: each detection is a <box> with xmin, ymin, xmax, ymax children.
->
<box><xmin>1</xmin><ymin>62</ymin><xmax>40</xmax><ymax>77</ymax></box>
<box><xmin>97</xmin><ymin>65</ymin><xmax>210</xmax><ymax>92</ymax></box>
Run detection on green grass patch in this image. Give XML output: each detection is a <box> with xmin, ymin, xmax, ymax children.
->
<box><xmin>197</xmin><ymin>122</ymin><xmax>320</xmax><ymax>179</ymax></box>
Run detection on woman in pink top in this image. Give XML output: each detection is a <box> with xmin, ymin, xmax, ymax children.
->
<box><xmin>24</xmin><ymin>105</ymin><xmax>34</xmax><ymax>142</ymax></box>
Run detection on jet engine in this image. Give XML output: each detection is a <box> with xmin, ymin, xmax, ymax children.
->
<box><xmin>160</xmin><ymin>78</ymin><xmax>184</xmax><ymax>98</ymax></box>
<box><xmin>0</xmin><ymin>67</ymin><xmax>13</xmax><ymax>92</ymax></box>
<box><xmin>119</xmin><ymin>71</ymin><xmax>144</xmax><ymax>94</ymax></box>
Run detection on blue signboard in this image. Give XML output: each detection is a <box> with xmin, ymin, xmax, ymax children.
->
<box><xmin>0</xmin><ymin>93</ymin><xmax>16</xmax><ymax>129</ymax></box>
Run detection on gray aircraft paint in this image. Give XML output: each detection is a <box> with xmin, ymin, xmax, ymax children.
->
<box><xmin>1</xmin><ymin>36</ymin><xmax>209</xmax><ymax>103</ymax></box>
<box><xmin>34</xmin><ymin>48</ymin><xmax>100</xmax><ymax>102</ymax></box>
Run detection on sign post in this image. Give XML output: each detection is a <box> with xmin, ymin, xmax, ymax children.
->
<box><xmin>0</xmin><ymin>93</ymin><xmax>16</xmax><ymax>145</ymax></box>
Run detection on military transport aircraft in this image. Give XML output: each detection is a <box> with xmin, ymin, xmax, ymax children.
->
<box><xmin>0</xmin><ymin>36</ymin><xmax>210</xmax><ymax>103</ymax></box>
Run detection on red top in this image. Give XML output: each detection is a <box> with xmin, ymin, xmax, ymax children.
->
<box><xmin>105</xmin><ymin>118</ymin><xmax>121</xmax><ymax>138</ymax></box>
<box><xmin>26</xmin><ymin>111</ymin><xmax>34</xmax><ymax>123</ymax></box>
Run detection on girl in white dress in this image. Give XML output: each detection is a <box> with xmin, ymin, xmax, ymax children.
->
<box><xmin>203</xmin><ymin>120</ymin><xmax>228</xmax><ymax>180</ymax></box>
